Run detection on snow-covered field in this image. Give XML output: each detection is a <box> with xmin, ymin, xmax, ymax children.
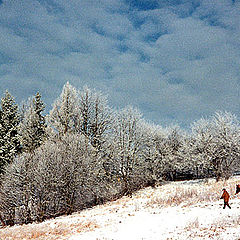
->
<box><xmin>1</xmin><ymin>177</ymin><xmax>240</xmax><ymax>240</ymax></box>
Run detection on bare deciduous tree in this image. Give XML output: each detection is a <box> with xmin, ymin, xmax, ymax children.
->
<box><xmin>48</xmin><ymin>82</ymin><xmax>79</xmax><ymax>135</ymax></box>
<box><xmin>190</xmin><ymin>111</ymin><xmax>240</xmax><ymax>181</ymax></box>
<box><xmin>78</xmin><ymin>86</ymin><xmax>114</xmax><ymax>150</ymax></box>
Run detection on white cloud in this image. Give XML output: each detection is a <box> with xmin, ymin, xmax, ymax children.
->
<box><xmin>0</xmin><ymin>0</ymin><xmax>239</xmax><ymax>127</ymax></box>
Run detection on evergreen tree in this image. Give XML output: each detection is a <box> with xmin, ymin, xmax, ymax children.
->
<box><xmin>0</xmin><ymin>90</ymin><xmax>21</xmax><ymax>172</ymax></box>
<box><xmin>33</xmin><ymin>92</ymin><xmax>47</xmax><ymax>144</ymax></box>
<box><xmin>0</xmin><ymin>108</ymin><xmax>3</xmax><ymax>170</ymax></box>
<box><xmin>18</xmin><ymin>92</ymin><xmax>47</xmax><ymax>153</ymax></box>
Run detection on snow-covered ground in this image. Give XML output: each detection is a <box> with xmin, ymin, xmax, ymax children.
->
<box><xmin>1</xmin><ymin>177</ymin><xmax>240</xmax><ymax>240</ymax></box>
<box><xmin>74</xmin><ymin>198</ymin><xmax>240</xmax><ymax>240</ymax></box>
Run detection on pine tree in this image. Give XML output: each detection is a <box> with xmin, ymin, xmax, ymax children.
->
<box><xmin>0</xmin><ymin>90</ymin><xmax>21</xmax><ymax>172</ymax></box>
<box><xmin>0</xmin><ymin>108</ymin><xmax>3</xmax><ymax>171</ymax></box>
<box><xmin>18</xmin><ymin>92</ymin><xmax>47</xmax><ymax>153</ymax></box>
<box><xmin>32</xmin><ymin>92</ymin><xmax>47</xmax><ymax>148</ymax></box>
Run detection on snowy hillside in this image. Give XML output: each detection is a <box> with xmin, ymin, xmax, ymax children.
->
<box><xmin>1</xmin><ymin>176</ymin><xmax>240</xmax><ymax>240</ymax></box>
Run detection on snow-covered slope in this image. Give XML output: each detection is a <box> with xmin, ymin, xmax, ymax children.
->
<box><xmin>1</xmin><ymin>177</ymin><xmax>240</xmax><ymax>240</ymax></box>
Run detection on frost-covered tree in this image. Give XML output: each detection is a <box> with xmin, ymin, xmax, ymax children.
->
<box><xmin>190</xmin><ymin>111</ymin><xmax>240</xmax><ymax>181</ymax></box>
<box><xmin>210</xmin><ymin>111</ymin><xmax>240</xmax><ymax>180</ymax></box>
<box><xmin>18</xmin><ymin>92</ymin><xmax>47</xmax><ymax>153</ymax></box>
<box><xmin>48</xmin><ymin>82</ymin><xmax>79</xmax><ymax>136</ymax></box>
<box><xmin>109</xmin><ymin>106</ymin><xmax>148</xmax><ymax>195</ymax></box>
<box><xmin>188</xmin><ymin>118</ymin><xmax>214</xmax><ymax>178</ymax></box>
<box><xmin>140</xmin><ymin>122</ymin><xmax>166</xmax><ymax>184</ymax></box>
<box><xmin>0</xmin><ymin>90</ymin><xmax>21</xmax><ymax>172</ymax></box>
<box><xmin>0</xmin><ymin>108</ymin><xmax>3</xmax><ymax>168</ymax></box>
<box><xmin>48</xmin><ymin>83</ymin><xmax>114</xmax><ymax>149</ymax></box>
<box><xmin>158</xmin><ymin>125</ymin><xmax>186</xmax><ymax>180</ymax></box>
<box><xmin>78</xmin><ymin>86</ymin><xmax>113</xmax><ymax>149</ymax></box>
<box><xmin>0</xmin><ymin>132</ymin><xmax>118</xmax><ymax>225</ymax></box>
<box><xmin>142</xmin><ymin>124</ymin><xmax>186</xmax><ymax>181</ymax></box>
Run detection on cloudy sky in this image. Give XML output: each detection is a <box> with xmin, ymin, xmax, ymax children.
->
<box><xmin>0</xmin><ymin>0</ymin><xmax>239</xmax><ymax>127</ymax></box>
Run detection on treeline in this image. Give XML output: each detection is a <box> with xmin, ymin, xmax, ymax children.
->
<box><xmin>0</xmin><ymin>82</ymin><xmax>240</xmax><ymax>226</ymax></box>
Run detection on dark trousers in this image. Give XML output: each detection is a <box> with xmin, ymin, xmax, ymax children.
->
<box><xmin>223</xmin><ymin>201</ymin><xmax>231</xmax><ymax>209</ymax></box>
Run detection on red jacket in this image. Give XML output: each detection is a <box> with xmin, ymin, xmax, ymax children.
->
<box><xmin>221</xmin><ymin>189</ymin><xmax>230</xmax><ymax>202</ymax></box>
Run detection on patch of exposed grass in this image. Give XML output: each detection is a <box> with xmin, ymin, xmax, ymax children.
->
<box><xmin>183</xmin><ymin>214</ymin><xmax>240</xmax><ymax>239</ymax></box>
<box><xmin>0</xmin><ymin>219</ymin><xmax>100</xmax><ymax>240</ymax></box>
<box><xmin>145</xmin><ymin>177</ymin><xmax>240</xmax><ymax>208</ymax></box>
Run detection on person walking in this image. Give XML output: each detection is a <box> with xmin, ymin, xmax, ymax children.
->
<box><xmin>220</xmin><ymin>188</ymin><xmax>231</xmax><ymax>209</ymax></box>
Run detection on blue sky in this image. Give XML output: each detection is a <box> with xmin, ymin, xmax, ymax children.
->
<box><xmin>0</xmin><ymin>0</ymin><xmax>239</xmax><ymax>127</ymax></box>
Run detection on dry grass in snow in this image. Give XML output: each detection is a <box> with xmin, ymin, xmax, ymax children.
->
<box><xmin>1</xmin><ymin>176</ymin><xmax>240</xmax><ymax>240</ymax></box>
<box><xmin>0</xmin><ymin>218</ymin><xmax>100</xmax><ymax>240</ymax></box>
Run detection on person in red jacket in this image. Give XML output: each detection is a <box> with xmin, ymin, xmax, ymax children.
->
<box><xmin>220</xmin><ymin>188</ymin><xmax>231</xmax><ymax>209</ymax></box>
